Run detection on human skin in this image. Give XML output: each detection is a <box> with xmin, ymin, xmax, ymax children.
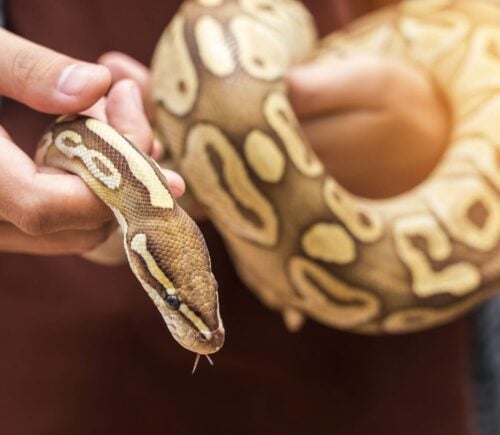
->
<box><xmin>287</xmin><ymin>56</ymin><xmax>450</xmax><ymax>198</ymax></box>
<box><xmin>99</xmin><ymin>48</ymin><xmax>449</xmax><ymax>200</ymax></box>
<box><xmin>0</xmin><ymin>29</ymin><xmax>184</xmax><ymax>255</ymax></box>
<box><xmin>0</xmin><ymin>0</ymin><xmax>449</xmax><ymax>253</ymax></box>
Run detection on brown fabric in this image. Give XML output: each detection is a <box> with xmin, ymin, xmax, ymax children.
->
<box><xmin>0</xmin><ymin>1</ymin><xmax>473</xmax><ymax>434</ymax></box>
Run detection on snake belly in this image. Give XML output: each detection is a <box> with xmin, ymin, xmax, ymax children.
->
<box><xmin>37</xmin><ymin>115</ymin><xmax>224</xmax><ymax>355</ymax></box>
<box><xmin>152</xmin><ymin>0</ymin><xmax>500</xmax><ymax>334</ymax></box>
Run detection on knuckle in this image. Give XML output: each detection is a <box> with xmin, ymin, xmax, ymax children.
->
<box><xmin>40</xmin><ymin>227</ymin><xmax>110</xmax><ymax>256</ymax></box>
<box><xmin>10</xmin><ymin>48</ymin><xmax>49</xmax><ymax>93</ymax></box>
<box><xmin>15</xmin><ymin>197</ymin><xmax>53</xmax><ymax>236</ymax></box>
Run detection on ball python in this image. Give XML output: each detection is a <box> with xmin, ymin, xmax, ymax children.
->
<box><xmin>37</xmin><ymin>0</ymin><xmax>500</xmax><ymax>357</ymax></box>
<box><xmin>36</xmin><ymin>117</ymin><xmax>225</xmax><ymax>357</ymax></box>
<box><xmin>151</xmin><ymin>0</ymin><xmax>500</xmax><ymax>335</ymax></box>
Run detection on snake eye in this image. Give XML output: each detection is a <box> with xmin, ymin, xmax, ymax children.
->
<box><xmin>165</xmin><ymin>294</ymin><xmax>180</xmax><ymax>310</ymax></box>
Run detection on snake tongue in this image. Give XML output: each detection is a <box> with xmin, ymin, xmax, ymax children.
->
<box><xmin>192</xmin><ymin>354</ymin><xmax>201</xmax><ymax>375</ymax></box>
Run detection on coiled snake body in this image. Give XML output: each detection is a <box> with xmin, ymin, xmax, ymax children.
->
<box><xmin>38</xmin><ymin>0</ymin><xmax>500</xmax><ymax>354</ymax></box>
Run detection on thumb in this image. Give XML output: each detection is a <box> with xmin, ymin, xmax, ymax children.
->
<box><xmin>0</xmin><ymin>29</ymin><xmax>111</xmax><ymax>114</ymax></box>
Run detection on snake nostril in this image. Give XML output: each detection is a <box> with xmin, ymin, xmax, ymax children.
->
<box><xmin>198</xmin><ymin>329</ymin><xmax>215</xmax><ymax>343</ymax></box>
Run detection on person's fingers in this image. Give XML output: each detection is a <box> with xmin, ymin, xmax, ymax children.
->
<box><xmin>0</xmin><ymin>29</ymin><xmax>111</xmax><ymax>113</ymax></box>
<box><xmin>98</xmin><ymin>52</ymin><xmax>151</xmax><ymax>93</ymax></box>
<box><xmin>81</xmin><ymin>96</ymin><xmax>108</xmax><ymax>122</ymax></box>
<box><xmin>106</xmin><ymin>79</ymin><xmax>154</xmax><ymax>155</ymax></box>
<box><xmin>161</xmin><ymin>169</ymin><xmax>185</xmax><ymax>198</ymax></box>
<box><xmin>302</xmin><ymin>109</ymin><xmax>393</xmax><ymax>170</ymax></box>
<box><xmin>0</xmin><ymin>124</ymin><xmax>11</xmax><ymax>140</ymax></box>
<box><xmin>98</xmin><ymin>55</ymin><xmax>184</xmax><ymax>197</ymax></box>
<box><xmin>287</xmin><ymin>56</ymin><xmax>401</xmax><ymax>119</ymax></box>
<box><xmin>0</xmin><ymin>136</ymin><xmax>113</xmax><ymax>234</ymax></box>
<box><xmin>151</xmin><ymin>139</ymin><xmax>165</xmax><ymax>161</ymax></box>
<box><xmin>98</xmin><ymin>51</ymin><xmax>154</xmax><ymax>118</ymax></box>
<box><xmin>0</xmin><ymin>221</ymin><xmax>112</xmax><ymax>255</ymax></box>
<box><xmin>301</xmin><ymin>109</ymin><xmax>443</xmax><ymax>198</ymax></box>
<box><xmin>301</xmin><ymin>110</ymin><xmax>408</xmax><ymax>197</ymax></box>
<box><xmin>87</xmin><ymin>82</ymin><xmax>185</xmax><ymax>197</ymax></box>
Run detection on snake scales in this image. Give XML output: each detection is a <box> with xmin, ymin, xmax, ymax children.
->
<box><xmin>37</xmin><ymin>0</ymin><xmax>500</xmax><ymax>355</ymax></box>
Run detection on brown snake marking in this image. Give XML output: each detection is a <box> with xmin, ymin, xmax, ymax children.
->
<box><xmin>36</xmin><ymin>0</ymin><xmax>500</xmax><ymax>358</ymax></box>
<box><xmin>181</xmin><ymin>123</ymin><xmax>279</xmax><ymax>246</ymax></box>
<box><xmin>38</xmin><ymin>117</ymin><xmax>224</xmax><ymax>355</ymax></box>
<box><xmin>153</xmin><ymin>0</ymin><xmax>500</xmax><ymax>334</ymax></box>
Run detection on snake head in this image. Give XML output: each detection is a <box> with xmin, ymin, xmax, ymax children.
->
<box><xmin>126</xmin><ymin>209</ymin><xmax>225</xmax><ymax>355</ymax></box>
<box><xmin>130</xmin><ymin>253</ymin><xmax>225</xmax><ymax>355</ymax></box>
<box><xmin>161</xmin><ymin>276</ymin><xmax>225</xmax><ymax>355</ymax></box>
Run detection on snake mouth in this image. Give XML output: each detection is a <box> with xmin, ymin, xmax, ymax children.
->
<box><xmin>197</xmin><ymin>324</ymin><xmax>225</xmax><ymax>355</ymax></box>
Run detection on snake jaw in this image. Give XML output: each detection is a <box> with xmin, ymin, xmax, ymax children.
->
<box><xmin>194</xmin><ymin>324</ymin><xmax>225</xmax><ymax>355</ymax></box>
<box><xmin>203</xmin><ymin>324</ymin><xmax>225</xmax><ymax>354</ymax></box>
<box><xmin>161</xmin><ymin>307</ymin><xmax>225</xmax><ymax>355</ymax></box>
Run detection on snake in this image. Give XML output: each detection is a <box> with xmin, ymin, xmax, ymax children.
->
<box><xmin>36</xmin><ymin>0</ymin><xmax>500</xmax><ymax>356</ymax></box>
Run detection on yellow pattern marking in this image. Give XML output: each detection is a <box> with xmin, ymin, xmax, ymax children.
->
<box><xmin>394</xmin><ymin>214</ymin><xmax>481</xmax><ymax>297</ymax></box>
<box><xmin>239</xmin><ymin>0</ymin><xmax>316</xmax><ymax>63</ymax></box>
<box><xmin>324</xmin><ymin>179</ymin><xmax>384</xmax><ymax>243</ymax></box>
<box><xmin>130</xmin><ymin>233</ymin><xmax>176</xmax><ymax>294</ymax></box>
<box><xmin>152</xmin><ymin>15</ymin><xmax>198</xmax><ymax>116</ymax></box>
<box><xmin>182</xmin><ymin>123</ymin><xmax>278</xmax><ymax>246</ymax></box>
<box><xmin>180</xmin><ymin>303</ymin><xmax>210</xmax><ymax>333</ymax></box>
<box><xmin>453</xmin><ymin>26</ymin><xmax>500</xmax><ymax>99</ymax></box>
<box><xmin>451</xmin><ymin>138</ymin><xmax>500</xmax><ymax>190</ymax></box>
<box><xmin>230</xmin><ymin>15</ymin><xmax>288</xmax><ymax>81</ymax></box>
<box><xmin>265</xmin><ymin>92</ymin><xmax>323</xmax><ymax>177</ymax></box>
<box><xmin>289</xmin><ymin>257</ymin><xmax>380</xmax><ymax>329</ymax></box>
<box><xmin>302</xmin><ymin>223</ymin><xmax>356</xmax><ymax>265</ymax></box>
<box><xmin>54</xmin><ymin>130</ymin><xmax>122</xmax><ymax>190</ymax></box>
<box><xmin>400</xmin><ymin>10</ymin><xmax>469</xmax><ymax>67</ymax></box>
<box><xmin>244</xmin><ymin>130</ymin><xmax>285</xmax><ymax>183</ymax></box>
<box><xmin>197</xmin><ymin>0</ymin><xmax>223</xmax><ymax>6</ymax></box>
<box><xmin>196</xmin><ymin>15</ymin><xmax>236</xmax><ymax>77</ymax></box>
<box><xmin>458</xmin><ymin>96</ymin><xmax>500</xmax><ymax>148</ymax></box>
<box><xmin>423</xmin><ymin>177</ymin><xmax>500</xmax><ymax>252</ymax></box>
<box><xmin>86</xmin><ymin>119</ymin><xmax>174</xmax><ymax>209</ymax></box>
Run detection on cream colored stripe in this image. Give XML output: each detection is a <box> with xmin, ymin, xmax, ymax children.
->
<box><xmin>86</xmin><ymin>119</ymin><xmax>174</xmax><ymax>208</ymax></box>
<box><xmin>265</xmin><ymin>92</ymin><xmax>323</xmax><ymax>177</ymax></box>
<box><xmin>244</xmin><ymin>130</ymin><xmax>285</xmax><ymax>183</ymax></box>
<box><xmin>152</xmin><ymin>15</ymin><xmax>198</xmax><ymax>116</ymax></box>
<box><xmin>180</xmin><ymin>303</ymin><xmax>210</xmax><ymax>333</ymax></box>
<box><xmin>196</xmin><ymin>15</ymin><xmax>236</xmax><ymax>77</ymax></box>
<box><xmin>130</xmin><ymin>233</ymin><xmax>209</xmax><ymax>334</ymax></box>
<box><xmin>197</xmin><ymin>0</ymin><xmax>223</xmax><ymax>6</ymax></box>
<box><xmin>130</xmin><ymin>233</ymin><xmax>176</xmax><ymax>294</ymax></box>
<box><xmin>54</xmin><ymin>130</ymin><xmax>122</xmax><ymax>190</ymax></box>
<box><xmin>302</xmin><ymin>223</ymin><xmax>356</xmax><ymax>264</ymax></box>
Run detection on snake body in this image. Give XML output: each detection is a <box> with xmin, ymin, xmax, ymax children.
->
<box><xmin>37</xmin><ymin>116</ymin><xmax>224</xmax><ymax>354</ymax></box>
<box><xmin>152</xmin><ymin>0</ymin><xmax>500</xmax><ymax>335</ymax></box>
<box><xmin>38</xmin><ymin>0</ymin><xmax>500</xmax><ymax>354</ymax></box>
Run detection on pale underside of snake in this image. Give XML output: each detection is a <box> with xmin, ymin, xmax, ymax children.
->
<box><xmin>38</xmin><ymin>0</ymin><xmax>500</xmax><ymax>356</ymax></box>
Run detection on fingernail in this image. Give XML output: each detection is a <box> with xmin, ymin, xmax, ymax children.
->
<box><xmin>57</xmin><ymin>64</ymin><xmax>106</xmax><ymax>96</ymax></box>
<box><xmin>130</xmin><ymin>82</ymin><xmax>143</xmax><ymax>111</ymax></box>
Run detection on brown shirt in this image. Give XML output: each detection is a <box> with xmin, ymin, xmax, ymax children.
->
<box><xmin>0</xmin><ymin>1</ymin><xmax>473</xmax><ymax>434</ymax></box>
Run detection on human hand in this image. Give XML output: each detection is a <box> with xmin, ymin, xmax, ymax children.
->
<box><xmin>99</xmin><ymin>51</ymin><xmax>207</xmax><ymax>219</ymax></box>
<box><xmin>287</xmin><ymin>56</ymin><xmax>450</xmax><ymax>198</ymax></box>
<box><xmin>0</xmin><ymin>30</ymin><xmax>184</xmax><ymax>255</ymax></box>
<box><xmin>97</xmin><ymin>52</ymin><xmax>449</xmax><ymax>202</ymax></box>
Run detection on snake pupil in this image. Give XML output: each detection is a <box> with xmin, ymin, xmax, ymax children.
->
<box><xmin>166</xmin><ymin>294</ymin><xmax>180</xmax><ymax>310</ymax></box>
